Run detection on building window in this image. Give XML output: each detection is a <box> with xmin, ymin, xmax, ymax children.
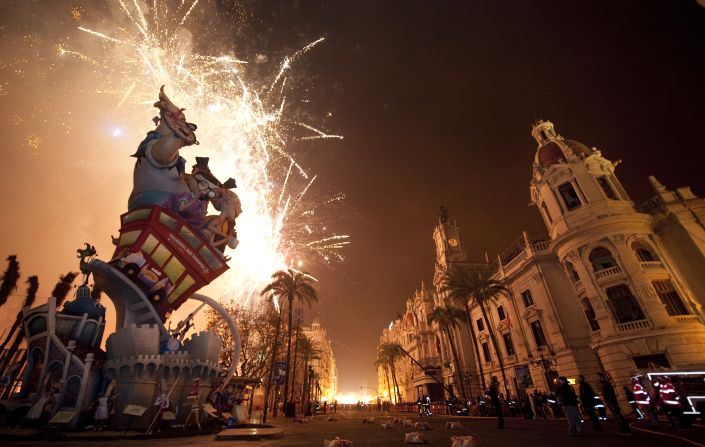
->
<box><xmin>497</xmin><ymin>305</ymin><xmax>506</xmax><ymax>321</ymax></box>
<box><xmin>589</xmin><ymin>247</ymin><xmax>617</xmax><ymax>271</ymax></box>
<box><xmin>632</xmin><ymin>354</ymin><xmax>670</xmax><ymax>369</ymax></box>
<box><xmin>558</xmin><ymin>182</ymin><xmax>582</xmax><ymax>210</ymax></box>
<box><xmin>565</xmin><ymin>261</ymin><xmax>580</xmax><ymax>283</ymax></box>
<box><xmin>530</xmin><ymin>320</ymin><xmax>547</xmax><ymax>347</ymax></box>
<box><xmin>521</xmin><ymin>289</ymin><xmax>534</xmax><ymax>307</ymax></box>
<box><xmin>633</xmin><ymin>243</ymin><xmax>658</xmax><ymax>262</ymax></box>
<box><xmin>541</xmin><ymin>202</ymin><xmax>553</xmax><ymax>224</ymax></box>
<box><xmin>605</xmin><ymin>284</ymin><xmax>646</xmax><ymax>323</ymax></box>
<box><xmin>582</xmin><ymin>298</ymin><xmax>600</xmax><ymax>331</ymax></box>
<box><xmin>596</xmin><ymin>175</ymin><xmax>618</xmax><ymax>200</ymax></box>
<box><xmin>502</xmin><ymin>332</ymin><xmax>516</xmax><ymax>356</ymax></box>
<box><xmin>481</xmin><ymin>342</ymin><xmax>491</xmax><ymax>363</ymax></box>
<box><xmin>652</xmin><ymin>280</ymin><xmax>690</xmax><ymax>316</ymax></box>
<box><xmin>476</xmin><ymin>318</ymin><xmax>484</xmax><ymax>332</ymax></box>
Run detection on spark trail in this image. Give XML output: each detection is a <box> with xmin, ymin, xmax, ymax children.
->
<box><xmin>63</xmin><ymin>1</ymin><xmax>348</xmax><ymax>307</ymax></box>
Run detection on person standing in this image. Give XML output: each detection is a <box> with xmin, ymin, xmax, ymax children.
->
<box><xmin>578</xmin><ymin>375</ymin><xmax>602</xmax><ymax>432</ymax></box>
<box><xmin>598</xmin><ymin>372</ymin><xmax>631</xmax><ymax>435</ymax></box>
<box><xmin>623</xmin><ymin>386</ymin><xmax>643</xmax><ymax>420</ymax></box>
<box><xmin>555</xmin><ymin>376</ymin><xmax>583</xmax><ymax>437</ymax></box>
<box><xmin>489</xmin><ymin>376</ymin><xmax>504</xmax><ymax>429</ymax></box>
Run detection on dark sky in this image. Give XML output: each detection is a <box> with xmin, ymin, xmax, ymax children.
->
<box><xmin>257</xmin><ymin>0</ymin><xmax>705</xmax><ymax>392</ymax></box>
<box><xmin>1</xmin><ymin>0</ymin><xmax>705</xmax><ymax>395</ymax></box>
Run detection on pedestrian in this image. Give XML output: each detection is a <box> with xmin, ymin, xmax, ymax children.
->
<box><xmin>623</xmin><ymin>386</ymin><xmax>643</xmax><ymax>420</ymax></box>
<box><xmin>555</xmin><ymin>376</ymin><xmax>583</xmax><ymax>437</ymax></box>
<box><xmin>489</xmin><ymin>376</ymin><xmax>504</xmax><ymax>429</ymax></box>
<box><xmin>598</xmin><ymin>372</ymin><xmax>631</xmax><ymax>435</ymax></box>
<box><xmin>323</xmin><ymin>400</ymin><xmax>328</xmax><ymax>415</ymax></box>
<box><xmin>578</xmin><ymin>375</ymin><xmax>602</xmax><ymax>432</ymax></box>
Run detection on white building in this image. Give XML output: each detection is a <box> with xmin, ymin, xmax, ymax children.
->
<box><xmin>302</xmin><ymin>319</ymin><xmax>338</xmax><ymax>401</ymax></box>
<box><xmin>380</xmin><ymin>120</ymin><xmax>705</xmax><ymax>404</ymax></box>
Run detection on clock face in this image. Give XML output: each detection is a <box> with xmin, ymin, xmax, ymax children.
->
<box><xmin>448</xmin><ymin>238</ymin><xmax>459</xmax><ymax>248</ymax></box>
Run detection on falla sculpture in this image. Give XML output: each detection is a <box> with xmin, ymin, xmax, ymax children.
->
<box><xmin>0</xmin><ymin>88</ymin><xmax>242</xmax><ymax>434</ymax></box>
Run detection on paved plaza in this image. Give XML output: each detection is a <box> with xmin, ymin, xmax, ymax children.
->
<box><xmin>5</xmin><ymin>411</ymin><xmax>705</xmax><ymax>447</ymax></box>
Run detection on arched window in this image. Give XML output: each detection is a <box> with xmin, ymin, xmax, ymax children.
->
<box><xmin>565</xmin><ymin>262</ymin><xmax>581</xmax><ymax>283</ymax></box>
<box><xmin>632</xmin><ymin>243</ymin><xmax>658</xmax><ymax>262</ymax></box>
<box><xmin>589</xmin><ymin>247</ymin><xmax>617</xmax><ymax>271</ymax></box>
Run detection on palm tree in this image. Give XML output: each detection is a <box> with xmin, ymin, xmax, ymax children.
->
<box><xmin>0</xmin><ymin>276</ymin><xmax>39</xmax><ymax>356</ymax></box>
<box><xmin>0</xmin><ymin>255</ymin><xmax>20</xmax><ymax>308</ymax></box>
<box><xmin>261</xmin><ymin>294</ymin><xmax>283</xmax><ymax>423</ymax></box>
<box><xmin>297</xmin><ymin>335</ymin><xmax>320</xmax><ymax>407</ymax></box>
<box><xmin>0</xmin><ymin>276</ymin><xmax>39</xmax><ymax>375</ymax></box>
<box><xmin>52</xmin><ymin>272</ymin><xmax>79</xmax><ymax>308</ymax></box>
<box><xmin>442</xmin><ymin>265</ymin><xmax>510</xmax><ymax>393</ymax></box>
<box><xmin>428</xmin><ymin>303</ymin><xmax>469</xmax><ymax>401</ymax></box>
<box><xmin>289</xmin><ymin>310</ymin><xmax>303</xmax><ymax>403</ymax></box>
<box><xmin>261</xmin><ymin>269</ymin><xmax>318</xmax><ymax>413</ymax></box>
<box><xmin>378</xmin><ymin>342</ymin><xmax>404</xmax><ymax>403</ymax></box>
<box><xmin>375</xmin><ymin>352</ymin><xmax>393</xmax><ymax>404</ymax></box>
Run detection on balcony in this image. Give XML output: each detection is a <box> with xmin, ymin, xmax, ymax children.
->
<box><xmin>674</xmin><ymin>315</ymin><xmax>704</xmax><ymax>326</ymax></box>
<box><xmin>640</xmin><ymin>261</ymin><xmax>665</xmax><ymax>271</ymax></box>
<box><xmin>616</xmin><ymin>319</ymin><xmax>652</xmax><ymax>332</ymax></box>
<box><xmin>417</xmin><ymin>356</ymin><xmax>441</xmax><ymax>370</ymax></box>
<box><xmin>595</xmin><ymin>266</ymin><xmax>622</xmax><ymax>281</ymax></box>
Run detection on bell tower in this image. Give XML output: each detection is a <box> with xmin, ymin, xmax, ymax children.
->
<box><xmin>529</xmin><ymin>120</ymin><xmax>633</xmax><ymax>240</ymax></box>
<box><xmin>433</xmin><ymin>206</ymin><xmax>467</xmax><ymax>270</ymax></box>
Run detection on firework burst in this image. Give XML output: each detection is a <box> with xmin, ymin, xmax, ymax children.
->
<box><xmin>62</xmin><ymin>0</ymin><xmax>349</xmax><ymax>307</ymax></box>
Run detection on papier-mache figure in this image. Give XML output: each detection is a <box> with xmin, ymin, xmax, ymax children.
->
<box><xmin>152</xmin><ymin>379</ymin><xmax>171</xmax><ymax>431</ymax></box>
<box><xmin>93</xmin><ymin>379</ymin><xmax>117</xmax><ymax>431</ymax></box>
<box><xmin>26</xmin><ymin>376</ymin><xmax>63</xmax><ymax>424</ymax></box>
<box><xmin>128</xmin><ymin>87</ymin><xmax>242</xmax><ymax>250</ymax></box>
<box><xmin>129</xmin><ymin>86</ymin><xmax>198</xmax><ymax>211</ymax></box>
<box><xmin>183</xmin><ymin>377</ymin><xmax>202</xmax><ymax>430</ymax></box>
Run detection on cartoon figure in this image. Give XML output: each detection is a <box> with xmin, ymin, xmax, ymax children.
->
<box><xmin>184</xmin><ymin>378</ymin><xmax>202</xmax><ymax>430</ymax></box>
<box><xmin>151</xmin><ymin>379</ymin><xmax>171</xmax><ymax>432</ymax></box>
<box><xmin>93</xmin><ymin>379</ymin><xmax>117</xmax><ymax>431</ymax></box>
<box><xmin>203</xmin><ymin>188</ymin><xmax>242</xmax><ymax>251</ymax></box>
<box><xmin>128</xmin><ymin>86</ymin><xmax>198</xmax><ymax>211</ymax></box>
<box><xmin>26</xmin><ymin>376</ymin><xmax>63</xmax><ymax>424</ymax></box>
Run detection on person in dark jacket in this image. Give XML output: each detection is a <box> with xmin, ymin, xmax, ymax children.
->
<box><xmin>578</xmin><ymin>375</ymin><xmax>602</xmax><ymax>432</ymax></box>
<box><xmin>598</xmin><ymin>372</ymin><xmax>631</xmax><ymax>435</ymax></box>
<box><xmin>489</xmin><ymin>376</ymin><xmax>504</xmax><ymax>428</ymax></box>
<box><xmin>556</xmin><ymin>376</ymin><xmax>584</xmax><ymax>436</ymax></box>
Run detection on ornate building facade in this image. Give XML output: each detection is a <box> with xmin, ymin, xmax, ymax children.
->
<box><xmin>302</xmin><ymin>320</ymin><xmax>338</xmax><ymax>401</ymax></box>
<box><xmin>378</xmin><ymin>120</ymin><xmax>705</xmax><ymax>405</ymax></box>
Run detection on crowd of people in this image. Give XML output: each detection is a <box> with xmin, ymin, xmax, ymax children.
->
<box><xmin>377</xmin><ymin>371</ymin><xmax>692</xmax><ymax>438</ymax></box>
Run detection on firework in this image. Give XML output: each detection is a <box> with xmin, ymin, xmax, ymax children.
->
<box><xmin>63</xmin><ymin>0</ymin><xmax>349</xmax><ymax>307</ymax></box>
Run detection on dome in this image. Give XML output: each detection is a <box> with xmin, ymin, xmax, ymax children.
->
<box><xmin>564</xmin><ymin>139</ymin><xmax>592</xmax><ymax>157</ymax></box>
<box><xmin>536</xmin><ymin>141</ymin><xmax>566</xmax><ymax>168</ymax></box>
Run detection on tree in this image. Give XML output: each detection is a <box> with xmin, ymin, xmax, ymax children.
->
<box><xmin>0</xmin><ymin>255</ymin><xmax>20</xmax><ymax>308</ymax></box>
<box><xmin>378</xmin><ymin>342</ymin><xmax>404</xmax><ymax>403</ymax></box>
<box><xmin>0</xmin><ymin>276</ymin><xmax>39</xmax><ymax>373</ymax></box>
<box><xmin>375</xmin><ymin>352</ymin><xmax>393</xmax><ymax>404</ymax></box>
<box><xmin>442</xmin><ymin>265</ymin><xmax>510</xmax><ymax>393</ymax></box>
<box><xmin>260</xmin><ymin>294</ymin><xmax>284</xmax><ymax>423</ymax></box>
<box><xmin>428</xmin><ymin>303</ymin><xmax>469</xmax><ymax>401</ymax></box>
<box><xmin>261</xmin><ymin>269</ymin><xmax>318</xmax><ymax>412</ymax></box>
<box><xmin>52</xmin><ymin>272</ymin><xmax>79</xmax><ymax>308</ymax></box>
<box><xmin>205</xmin><ymin>300</ymin><xmax>281</xmax><ymax>378</ymax></box>
<box><xmin>296</xmin><ymin>335</ymin><xmax>320</xmax><ymax>407</ymax></box>
<box><xmin>289</xmin><ymin>310</ymin><xmax>303</xmax><ymax>403</ymax></box>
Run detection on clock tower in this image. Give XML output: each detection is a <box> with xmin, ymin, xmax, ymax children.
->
<box><xmin>433</xmin><ymin>206</ymin><xmax>467</xmax><ymax>270</ymax></box>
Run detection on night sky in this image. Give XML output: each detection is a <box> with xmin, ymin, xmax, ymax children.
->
<box><xmin>1</xmin><ymin>0</ymin><xmax>705</xmax><ymax>395</ymax></box>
